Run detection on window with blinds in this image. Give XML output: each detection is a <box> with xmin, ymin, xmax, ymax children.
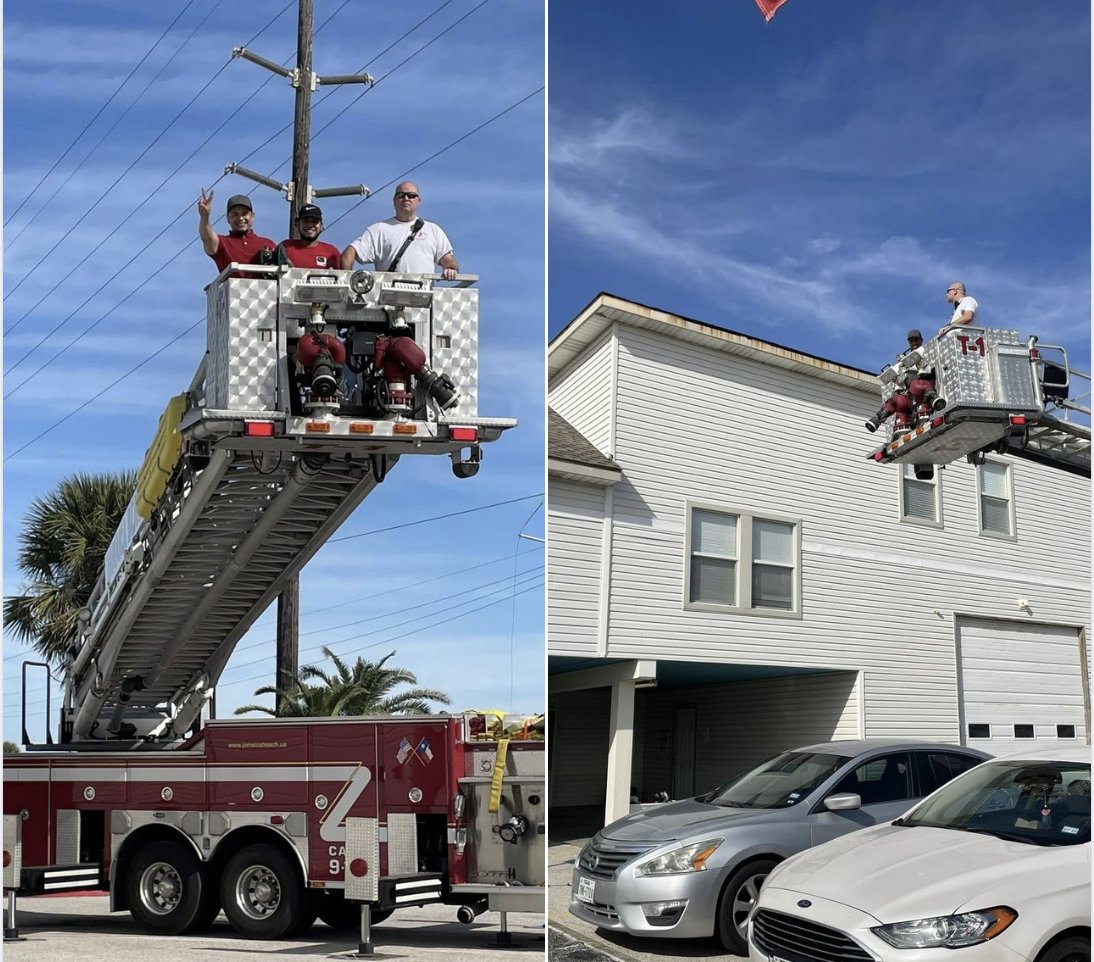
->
<box><xmin>686</xmin><ymin>505</ymin><xmax>799</xmax><ymax>614</ymax></box>
<box><xmin>900</xmin><ymin>463</ymin><xmax>940</xmax><ymax>525</ymax></box>
<box><xmin>978</xmin><ymin>461</ymin><xmax>1013</xmax><ymax>537</ymax></box>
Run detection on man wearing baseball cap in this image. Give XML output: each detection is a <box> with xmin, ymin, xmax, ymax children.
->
<box><xmin>197</xmin><ymin>189</ymin><xmax>276</xmax><ymax>273</ymax></box>
<box><xmin>274</xmin><ymin>204</ymin><xmax>343</xmax><ymax>269</ymax></box>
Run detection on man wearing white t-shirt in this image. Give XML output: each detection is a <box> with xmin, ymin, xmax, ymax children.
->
<box><xmin>938</xmin><ymin>281</ymin><xmax>979</xmax><ymax>335</ymax></box>
<box><xmin>341</xmin><ymin>182</ymin><xmax>459</xmax><ymax>279</ymax></box>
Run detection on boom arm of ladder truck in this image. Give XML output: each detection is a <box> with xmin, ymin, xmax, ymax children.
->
<box><xmin>59</xmin><ymin>265</ymin><xmax>517</xmax><ymax>747</ymax></box>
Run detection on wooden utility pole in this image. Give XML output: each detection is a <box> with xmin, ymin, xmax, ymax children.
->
<box><xmin>227</xmin><ymin>1</ymin><xmax>374</xmax><ymax>706</ymax></box>
<box><xmin>274</xmin><ymin>0</ymin><xmax>313</xmax><ymax>694</ymax></box>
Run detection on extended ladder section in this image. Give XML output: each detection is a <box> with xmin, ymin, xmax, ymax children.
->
<box><xmin>62</xmin><ymin>266</ymin><xmax>515</xmax><ymax>746</ymax></box>
<box><xmin>867</xmin><ymin>327</ymin><xmax>1090</xmax><ymax>477</ymax></box>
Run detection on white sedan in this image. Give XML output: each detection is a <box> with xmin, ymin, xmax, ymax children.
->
<box><xmin>748</xmin><ymin>744</ymin><xmax>1089</xmax><ymax>962</ymax></box>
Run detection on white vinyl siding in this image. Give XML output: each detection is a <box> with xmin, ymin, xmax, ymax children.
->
<box><xmin>900</xmin><ymin>463</ymin><xmax>941</xmax><ymax>525</ymax></box>
<box><xmin>685</xmin><ymin>505</ymin><xmax>799</xmax><ymax>615</ymax></box>
<box><xmin>548</xmin><ymin>330</ymin><xmax>614</xmax><ymax>454</ymax></box>
<box><xmin>546</xmin><ymin>688</ymin><xmax>610</xmax><ymax>806</ymax></box>
<box><xmin>978</xmin><ymin>460</ymin><xmax>1014</xmax><ymax>538</ymax></box>
<box><xmin>635</xmin><ymin>672</ymin><xmax>861</xmax><ymax>797</ymax></box>
<box><xmin>546</xmin><ymin>481</ymin><xmax>607</xmax><ymax>655</ymax></box>
<box><xmin>548</xmin><ymin>311</ymin><xmax>1090</xmax><ymax>759</ymax></box>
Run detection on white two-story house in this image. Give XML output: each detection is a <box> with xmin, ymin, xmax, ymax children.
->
<box><xmin>547</xmin><ymin>293</ymin><xmax>1091</xmax><ymax>829</ymax></box>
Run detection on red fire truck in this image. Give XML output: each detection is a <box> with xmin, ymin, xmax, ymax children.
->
<box><xmin>3</xmin><ymin>263</ymin><xmax>543</xmax><ymax>944</ymax></box>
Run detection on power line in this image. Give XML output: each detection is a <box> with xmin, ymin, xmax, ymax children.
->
<box><xmin>3</xmin><ymin>2</ymin><xmax>244</xmax><ymax>309</ymax></box>
<box><xmin>3</xmin><ymin>546</ymin><xmax>543</xmax><ymax>667</ymax></box>
<box><xmin>217</xmin><ymin>577</ymin><xmax>543</xmax><ymax>699</ymax></box>
<box><xmin>2</xmin><ymin>85</ymin><xmax>543</xmax><ymax>457</ymax></box>
<box><xmin>3</xmin><ymin>1</ymin><xmax>204</xmax><ymax>231</ymax></box>
<box><xmin>10</xmin><ymin>572</ymin><xmax>544</xmax><ymax>711</ymax></box>
<box><xmin>330</xmin><ymin>493</ymin><xmax>545</xmax><ymax>542</ymax></box>
<box><xmin>3</xmin><ymin>318</ymin><xmax>205</xmax><ymax>462</ymax></box>
<box><xmin>3</xmin><ymin>0</ymin><xmax>464</xmax><ymax>384</ymax></box>
<box><xmin>3</xmin><ymin>0</ymin><xmax>365</xmax><ymax>385</ymax></box>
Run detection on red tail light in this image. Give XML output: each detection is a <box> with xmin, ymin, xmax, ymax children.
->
<box><xmin>873</xmin><ymin>452</ymin><xmax>884</xmax><ymax>461</ymax></box>
<box><xmin>450</xmin><ymin>427</ymin><xmax>478</xmax><ymax>442</ymax></box>
<box><xmin>245</xmin><ymin>421</ymin><xmax>276</xmax><ymax>437</ymax></box>
<box><xmin>931</xmin><ymin>417</ymin><xmax>944</xmax><ymax>428</ymax></box>
<box><xmin>349</xmin><ymin>858</ymin><xmax>368</xmax><ymax>877</ymax></box>
<box><xmin>1010</xmin><ymin>415</ymin><xmax>1027</xmax><ymax>425</ymax></box>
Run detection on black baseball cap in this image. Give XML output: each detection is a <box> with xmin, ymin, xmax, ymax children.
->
<box><xmin>226</xmin><ymin>194</ymin><xmax>253</xmax><ymax>213</ymax></box>
<box><xmin>296</xmin><ymin>204</ymin><xmax>323</xmax><ymax>221</ymax></box>
<box><xmin>907</xmin><ymin>329</ymin><xmax>923</xmax><ymax>340</ymax></box>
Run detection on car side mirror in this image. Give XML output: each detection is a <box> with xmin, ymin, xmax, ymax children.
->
<box><xmin>823</xmin><ymin>793</ymin><xmax>862</xmax><ymax>812</ymax></box>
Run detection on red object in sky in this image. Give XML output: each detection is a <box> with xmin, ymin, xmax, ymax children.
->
<box><xmin>754</xmin><ymin>0</ymin><xmax>790</xmax><ymax>22</ymax></box>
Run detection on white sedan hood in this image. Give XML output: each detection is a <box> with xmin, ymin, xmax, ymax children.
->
<box><xmin>764</xmin><ymin>823</ymin><xmax>1087</xmax><ymax>922</ymax></box>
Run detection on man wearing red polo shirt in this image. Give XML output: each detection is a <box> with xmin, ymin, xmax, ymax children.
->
<box><xmin>274</xmin><ymin>204</ymin><xmax>342</xmax><ymax>269</ymax></box>
<box><xmin>197</xmin><ymin>189</ymin><xmax>276</xmax><ymax>273</ymax></box>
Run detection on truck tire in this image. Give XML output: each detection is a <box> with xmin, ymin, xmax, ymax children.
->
<box><xmin>315</xmin><ymin>891</ymin><xmax>392</xmax><ymax>929</ymax></box>
<box><xmin>220</xmin><ymin>843</ymin><xmax>305</xmax><ymax>939</ymax></box>
<box><xmin>715</xmin><ymin>858</ymin><xmax>778</xmax><ymax>956</ymax></box>
<box><xmin>126</xmin><ymin>839</ymin><xmax>214</xmax><ymax>935</ymax></box>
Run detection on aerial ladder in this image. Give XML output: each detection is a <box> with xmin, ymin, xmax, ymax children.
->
<box><xmin>865</xmin><ymin>326</ymin><xmax>1090</xmax><ymax>479</ymax></box>
<box><xmin>53</xmin><ymin>263</ymin><xmax>515</xmax><ymax>748</ymax></box>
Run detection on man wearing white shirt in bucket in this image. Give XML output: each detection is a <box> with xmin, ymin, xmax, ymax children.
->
<box><xmin>341</xmin><ymin>181</ymin><xmax>459</xmax><ymax>280</ymax></box>
<box><xmin>938</xmin><ymin>281</ymin><xmax>979</xmax><ymax>336</ymax></box>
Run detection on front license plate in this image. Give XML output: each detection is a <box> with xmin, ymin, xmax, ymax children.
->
<box><xmin>576</xmin><ymin>876</ymin><xmax>595</xmax><ymax>903</ymax></box>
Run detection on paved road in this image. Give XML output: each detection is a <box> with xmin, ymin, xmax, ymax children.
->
<box><xmin>548</xmin><ymin>840</ymin><xmax>747</xmax><ymax>962</ymax></box>
<box><xmin>4</xmin><ymin>893</ymin><xmax>545</xmax><ymax>961</ymax></box>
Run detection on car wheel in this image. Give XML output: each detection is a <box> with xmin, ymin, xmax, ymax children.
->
<box><xmin>1036</xmin><ymin>937</ymin><xmax>1091</xmax><ymax>962</ymax></box>
<box><xmin>126</xmin><ymin>839</ymin><xmax>215</xmax><ymax>935</ymax></box>
<box><xmin>716</xmin><ymin>858</ymin><xmax>778</xmax><ymax>955</ymax></box>
<box><xmin>220</xmin><ymin>843</ymin><xmax>305</xmax><ymax>939</ymax></box>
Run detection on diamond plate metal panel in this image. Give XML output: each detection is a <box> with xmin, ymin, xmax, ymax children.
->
<box><xmin>996</xmin><ymin>347</ymin><xmax>1039</xmax><ymax>407</ymax></box>
<box><xmin>386</xmin><ymin>812</ymin><xmax>418</xmax><ymax>876</ymax></box>
<box><xmin>345</xmin><ymin>816</ymin><xmax>379</xmax><ymax>902</ymax></box>
<box><xmin>3</xmin><ymin>815</ymin><xmax>20</xmax><ymax>890</ymax></box>
<box><xmin>56</xmin><ymin>810</ymin><xmax>80</xmax><ymax>865</ymax></box>
<box><xmin>468</xmin><ymin>747</ymin><xmax>544</xmax><ymax>777</ymax></box>
<box><xmin>206</xmin><ymin>278</ymin><xmax>280</xmax><ymax>410</ymax></box>
<box><xmin>934</xmin><ymin>329</ymin><xmax>1020</xmax><ymax>407</ymax></box>
<box><xmin>433</xmin><ymin>287</ymin><xmax>479</xmax><ymax>417</ymax></box>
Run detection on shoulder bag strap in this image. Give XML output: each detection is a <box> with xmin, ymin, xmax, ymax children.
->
<box><xmin>386</xmin><ymin>218</ymin><xmax>425</xmax><ymax>272</ymax></box>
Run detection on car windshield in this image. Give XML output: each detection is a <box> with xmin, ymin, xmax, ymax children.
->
<box><xmin>703</xmin><ymin>751</ymin><xmax>852</xmax><ymax>809</ymax></box>
<box><xmin>901</xmin><ymin>758</ymin><xmax>1090</xmax><ymax>846</ymax></box>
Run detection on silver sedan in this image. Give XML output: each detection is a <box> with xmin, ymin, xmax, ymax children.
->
<box><xmin>569</xmin><ymin>739</ymin><xmax>989</xmax><ymax>957</ymax></box>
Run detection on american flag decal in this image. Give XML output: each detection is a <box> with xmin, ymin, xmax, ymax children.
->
<box><xmin>396</xmin><ymin>737</ymin><xmax>413</xmax><ymax>764</ymax></box>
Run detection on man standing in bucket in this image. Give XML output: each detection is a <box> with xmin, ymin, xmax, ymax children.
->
<box><xmin>197</xmin><ymin>190</ymin><xmax>276</xmax><ymax>273</ymax></box>
<box><xmin>274</xmin><ymin>204</ymin><xmax>342</xmax><ymax>269</ymax></box>
<box><xmin>341</xmin><ymin>181</ymin><xmax>459</xmax><ymax>280</ymax></box>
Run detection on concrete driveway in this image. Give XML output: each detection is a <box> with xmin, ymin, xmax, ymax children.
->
<box><xmin>4</xmin><ymin>892</ymin><xmax>544</xmax><ymax>961</ymax></box>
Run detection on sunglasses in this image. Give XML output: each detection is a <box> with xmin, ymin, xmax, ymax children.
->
<box><xmin>395</xmin><ymin>192</ymin><xmax>419</xmax><ymax>200</ymax></box>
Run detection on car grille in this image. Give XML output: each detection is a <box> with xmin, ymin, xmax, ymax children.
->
<box><xmin>577</xmin><ymin>835</ymin><xmax>657</xmax><ymax>879</ymax></box>
<box><xmin>576</xmin><ymin>899</ymin><xmax>619</xmax><ymax>923</ymax></box>
<box><xmin>752</xmin><ymin>909</ymin><xmax>877</xmax><ymax>962</ymax></box>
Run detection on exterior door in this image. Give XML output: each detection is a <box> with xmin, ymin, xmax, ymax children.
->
<box><xmin>671</xmin><ymin>706</ymin><xmax>696</xmax><ymax>800</ymax></box>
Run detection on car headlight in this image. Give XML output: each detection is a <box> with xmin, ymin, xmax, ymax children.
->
<box><xmin>872</xmin><ymin>906</ymin><xmax>1018</xmax><ymax>949</ymax></box>
<box><xmin>638</xmin><ymin>839</ymin><xmax>723</xmax><ymax>876</ymax></box>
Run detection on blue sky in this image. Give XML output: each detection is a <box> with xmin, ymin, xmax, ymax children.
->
<box><xmin>549</xmin><ymin>1</ymin><xmax>1090</xmax><ymax>375</ymax></box>
<box><xmin>3</xmin><ymin>1</ymin><xmax>545</xmax><ymax>743</ymax></box>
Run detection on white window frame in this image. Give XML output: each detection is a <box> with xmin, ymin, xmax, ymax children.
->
<box><xmin>898</xmin><ymin>463</ymin><xmax>943</xmax><ymax>527</ymax></box>
<box><xmin>683</xmin><ymin>501</ymin><xmax>801</xmax><ymax>618</ymax></box>
<box><xmin>976</xmin><ymin>459</ymin><xmax>1016</xmax><ymax>540</ymax></box>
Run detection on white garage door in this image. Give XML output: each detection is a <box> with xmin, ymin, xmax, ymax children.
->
<box><xmin>957</xmin><ymin>618</ymin><xmax>1087</xmax><ymax>753</ymax></box>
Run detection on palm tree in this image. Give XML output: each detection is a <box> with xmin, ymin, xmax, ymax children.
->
<box><xmin>4</xmin><ymin>471</ymin><xmax>136</xmax><ymax>665</ymax></box>
<box><xmin>235</xmin><ymin>647</ymin><xmax>451</xmax><ymax>718</ymax></box>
